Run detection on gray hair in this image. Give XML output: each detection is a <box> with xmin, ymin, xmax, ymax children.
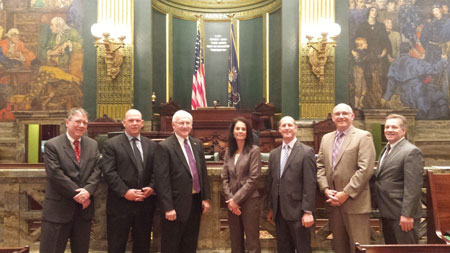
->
<box><xmin>67</xmin><ymin>107</ymin><xmax>88</xmax><ymax>120</ymax></box>
<box><xmin>172</xmin><ymin>110</ymin><xmax>193</xmax><ymax>123</ymax></box>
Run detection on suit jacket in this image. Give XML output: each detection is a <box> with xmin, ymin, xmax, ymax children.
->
<box><xmin>42</xmin><ymin>134</ymin><xmax>101</xmax><ymax>223</ymax></box>
<box><xmin>154</xmin><ymin>134</ymin><xmax>211</xmax><ymax>222</ymax></box>
<box><xmin>317</xmin><ymin>126</ymin><xmax>375</xmax><ymax>214</ymax></box>
<box><xmin>373</xmin><ymin>139</ymin><xmax>424</xmax><ymax>219</ymax></box>
<box><xmin>221</xmin><ymin>145</ymin><xmax>261</xmax><ymax>205</ymax></box>
<box><xmin>266</xmin><ymin>140</ymin><xmax>317</xmax><ymax>221</ymax></box>
<box><xmin>101</xmin><ymin>133</ymin><xmax>158</xmax><ymax>215</ymax></box>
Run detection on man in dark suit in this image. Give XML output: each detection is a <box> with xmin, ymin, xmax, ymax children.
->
<box><xmin>372</xmin><ymin>113</ymin><xmax>424</xmax><ymax>244</ymax></box>
<box><xmin>154</xmin><ymin>110</ymin><xmax>211</xmax><ymax>253</ymax></box>
<box><xmin>101</xmin><ymin>109</ymin><xmax>158</xmax><ymax>253</ymax></box>
<box><xmin>317</xmin><ymin>103</ymin><xmax>375</xmax><ymax>253</ymax></box>
<box><xmin>40</xmin><ymin>108</ymin><xmax>101</xmax><ymax>253</ymax></box>
<box><xmin>266</xmin><ymin>116</ymin><xmax>317</xmax><ymax>253</ymax></box>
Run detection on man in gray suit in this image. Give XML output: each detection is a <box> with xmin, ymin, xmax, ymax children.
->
<box><xmin>317</xmin><ymin>103</ymin><xmax>375</xmax><ymax>253</ymax></box>
<box><xmin>266</xmin><ymin>116</ymin><xmax>317</xmax><ymax>253</ymax></box>
<box><xmin>40</xmin><ymin>108</ymin><xmax>101</xmax><ymax>253</ymax></box>
<box><xmin>372</xmin><ymin>114</ymin><xmax>424</xmax><ymax>244</ymax></box>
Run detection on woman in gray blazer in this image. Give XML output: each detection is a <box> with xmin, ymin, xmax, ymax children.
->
<box><xmin>221</xmin><ymin>117</ymin><xmax>262</xmax><ymax>253</ymax></box>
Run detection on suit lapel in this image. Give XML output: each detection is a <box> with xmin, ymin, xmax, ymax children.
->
<box><xmin>120</xmin><ymin>134</ymin><xmax>138</xmax><ymax>169</ymax></box>
<box><xmin>63</xmin><ymin>136</ymin><xmax>80</xmax><ymax>168</ymax></box>
<box><xmin>190</xmin><ymin>137</ymin><xmax>203</xmax><ymax>180</ymax></box>
<box><xmin>273</xmin><ymin>145</ymin><xmax>282</xmax><ymax>178</ymax></box>
<box><xmin>334</xmin><ymin>127</ymin><xmax>354</xmax><ymax>168</ymax></box>
<box><xmin>376</xmin><ymin>145</ymin><xmax>388</xmax><ymax>177</ymax></box>
<box><xmin>281</xmin><ymin>141</ymin><xmax>300</xmax><ymax>178</ymax></box>
<box><xmin>378</xmin><ymin>139</ymin><xmax>406</xmax><ymax>177</ymax></box>
<box><xmin>78</xmin><ymin>136</ymin><xmax>89</xmax><ymax>174</ymax></box>
<box><xmin>171</xmin><ymin>135</ymin><xmax>192</xmax><ymax>176</ymax></box>
<box><xmin>327</xmin><ymin>131</ymin><xmax>336</xmax><ymax>167</ymax></box>
<box><xmin>141</xmin><ymin>137</ymin><xmax>149</xmax><ymax>168</ymax></box>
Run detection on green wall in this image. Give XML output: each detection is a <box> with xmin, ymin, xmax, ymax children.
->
<box><xmin>134</xmin><ymin>0</ymin><xmax>153</xmax><ymax>120</ymax></box>
<box><xmin>172</xmin><ymin>18</ymin><xmax>196</xmax><ymax>109</ymax></box>
<box><xmin>204</xmin><ymin>22</ymin><xmax>229</xmax><ymax>106</ymax></box>
<box><xmin>239</xmin><ymin>18</ymin><xmax>263</xmax><ymax>109</ymax></box>
<box><xmin>281</xmin><ymin>0</ymin><xmax>299</xmax><ymax>118</ymax></box>
<box><xmin>269</xmin><ymin>9</ymin><xmax>282</xmax><ymax>112</ymax></box>
<box><xmin>152</xmin><ymin>9</ymin><xmax>167</xmax><ymax>108</ymax></box>
<box><xmin>82</xmin><ymin>0</ymin><xmax>98</xmax><ymax>121</ymax></box>
<box><xmin>335</xmin><ymin>1</ymin><xmax>349</xmax><ymax>104</ymax></box>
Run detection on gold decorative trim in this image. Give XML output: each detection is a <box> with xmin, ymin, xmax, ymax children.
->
<box><xmin>152</xmin><ymin>0</ymin><xmax>281</xmax><ymax>21</ymax></box>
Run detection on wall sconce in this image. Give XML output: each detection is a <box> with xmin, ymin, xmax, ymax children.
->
<box><xmin>91</xmin><ymin>23</ymin><xmax>130</xmax><ymax>80</ymax></box>
<box><xmin>305</xmin><ymin>22</ymin><xmax>341</xmax><ymax>83</ymax></box>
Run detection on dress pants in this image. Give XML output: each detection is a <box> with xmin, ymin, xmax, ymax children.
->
<box><xmin>107</xmin><ymin>195</ymin><xmax>157</xmax><ymax>253</ymax></box>
<box><xmin>161</xmin><ymin>193</ymin><xmax>202</xmax><ymax>253</ymax></box>
<box><xmin>227</xmin><ymin>197</ymin><xmax>261</xmax><ymax>253</ymax></box>
<box><xmin>381</xmin><ymin>217</ymin><xmax>420</xmax><ymax>244</ymax></box>
<box><xmin>275</xmin><ymin>206</ymin><xmax>311</xmax><ymax>253</ymax></box>
<box><xmin>329</xmin><ymin>206</ymin><xmax>370</xmax><ymax>253</ymax></box>
<box><xmin>40</xmin><ymin>206</ymin><xmax>91</xmax><ymax>253</ymax></box>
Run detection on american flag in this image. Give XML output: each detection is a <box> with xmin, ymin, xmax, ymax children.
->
<box><xmin>228</xmin><ymin>23</ymin><xmax>240</xmax><ymax>108</ymax></box>
<box><xmin>191</xmin><ymin>29</ymin><xmax>207</xmax><ymax>110</ymax></box>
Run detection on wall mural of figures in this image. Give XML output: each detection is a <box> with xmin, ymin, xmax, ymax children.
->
<box><xmin>348</xmin><ymin>0</ymin><xmax>450</xmax><ymax>120</ymax></box>
<box><xmin>0</xmin><ymin>0</ymin><xmax>83</xmax><ymax>120</ymax></box>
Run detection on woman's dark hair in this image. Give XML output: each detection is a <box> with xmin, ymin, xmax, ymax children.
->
<box><xmin>228</xmin><ymin>117</ymin><xmax>253</xmax><ymax>157</ymax></box>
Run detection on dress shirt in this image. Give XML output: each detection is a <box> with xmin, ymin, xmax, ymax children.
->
<box><xmin>282</xmin><ymin>137</ymin><xmax>297</xmax><ymax>157</ymax></box>
<box><xmin>66</xmin><ymin>132</ymin><xmax>81</xmax><ymax>150</ymax></box>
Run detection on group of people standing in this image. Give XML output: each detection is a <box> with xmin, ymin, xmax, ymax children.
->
<box><xmin>39</xmin><ymin>103</ymin><xmax>424</xmax><ymax>253</ymax></box>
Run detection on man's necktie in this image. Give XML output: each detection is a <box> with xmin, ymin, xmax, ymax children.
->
<box><xmin>332</xmin><ymin>132</ymin><xmax>345</xmax><ymax>170</ymax></box>
<box><xmin>385</xmin><ymin>144</ymin><xmax>391</xmax><ymax>156</ymax></box>
<box><xmin>132</xmin><ymin>138</ymin><xmax>144</xmax><ymax>188</ymax></box>
<box><xmin>184</xmin><ymin>139</ymin><xmax>201</xmax><ymax>193</ymax></box>
<box><xmin>280</xmin><ymin>145</ymin><xmax>290</xmax><ymax>177</ymax></box>
<box><xmin>74</xmin><ymin>140</ymin><xmax>81</xmax><ymax>163</ymax></box>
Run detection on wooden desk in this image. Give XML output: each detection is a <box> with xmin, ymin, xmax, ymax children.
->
<box><xmin>427</xmin><ymin>170</ymin><xmax>450</xmax><ymax>244</ymax></box>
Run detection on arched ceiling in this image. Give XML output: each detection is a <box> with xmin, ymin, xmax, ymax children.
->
<box><xmin>152</xmin><ymin>0</ymin><xmax>281</xmax><ymax>20</ymax></box>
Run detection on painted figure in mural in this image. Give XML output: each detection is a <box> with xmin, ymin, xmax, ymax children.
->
<box><xmin>355</xmin><ymin>6</ymin><xmax>392</xmax><ymax>108</ymax></box>
<box><xmin>398</xmin><ymin>0</ymin><xmax>421</xmax><ymax>44</ymax></box>
<box><xmin>420</xmin><ymin>4</ymin><xmax>450</xmax><ymax>64</ymax></box>
<box><xmin>385</xmin><ymin>18</ymin><xmax>402</xmax><ymax>60</ymax></box>
<box><xmin>349</xmin><ymin>0</ymin><xmax>368</xmax><ymax>43</ymax></box>
<box><xmin>383</xmin><ymin>42</ymin><xmax>449</xmax><ymax>119</ymax></box>
<box><xmin>352</xmin><ymin>37</ymin><xmax>368</xmax><ymax>109</ymax></box>
<box><xmin>0</xmin><ymin>28</ymin><xmax>35</xmax><ymax>68</ymax></box>
<box><xmin>39</xmin><ymin>16</ymin><xmax>83</xmax><ymax>78</ymax></box>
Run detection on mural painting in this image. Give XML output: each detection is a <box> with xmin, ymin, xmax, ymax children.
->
<box><xmin>0</xmin><ymin>0</ymin><xmax>83</xmax><ymax>120</ymax></box>
<box><xmin>348</xmin><ymin>0</ymin><xmax>450</xmax><ymax>120</ymax></box>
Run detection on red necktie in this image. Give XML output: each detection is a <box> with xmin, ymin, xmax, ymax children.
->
<box><xmin>74</xmin><ymin>140</ymin><xmax>81</xmax><ymax>163</ymax></box>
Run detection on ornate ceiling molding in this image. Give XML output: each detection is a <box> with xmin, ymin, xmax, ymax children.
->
<box><xmin>152</xmin><ymin>0</ymin><xmax>281</xmax><ymax>21</ymax></box>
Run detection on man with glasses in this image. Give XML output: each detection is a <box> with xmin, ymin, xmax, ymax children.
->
<box><xmin>40</xmin><ymin>108</ymin><xmax>101</xmax><ymax>253</ymax></box>
<box><xmin>154</xmin><ymin>110</ymin><xmax>211</xmax><ymax>253</ymax></box>
<box><xmin>101</xmin><ymin>109</ymin><xmax>158</xmax><ymax>253</ymax></box>
<box><xmin>317</xmin><ymin>103</ymin><xmax>376</xmax><ymax>253</ymax></box>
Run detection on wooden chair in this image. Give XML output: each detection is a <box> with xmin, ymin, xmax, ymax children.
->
<box><xmin>0</xmin><ymin>245</ymin><xmax>30</xmax><ymax>253</ymax></box>
<box><xmin>428</xmin><ymin>170</ymin><xmax>450</xmax><ymax>244</ymax></box>
<box><xmin>355</xmin><ymin>242</ymin><xmax>450</xmax><ymax>252</ymax></box>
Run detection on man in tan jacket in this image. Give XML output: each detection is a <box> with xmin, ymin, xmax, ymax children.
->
<box><xmin>317</xmin><ymin>103</ymin><xmax>375</xmax><ymax>253</ymax></box>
